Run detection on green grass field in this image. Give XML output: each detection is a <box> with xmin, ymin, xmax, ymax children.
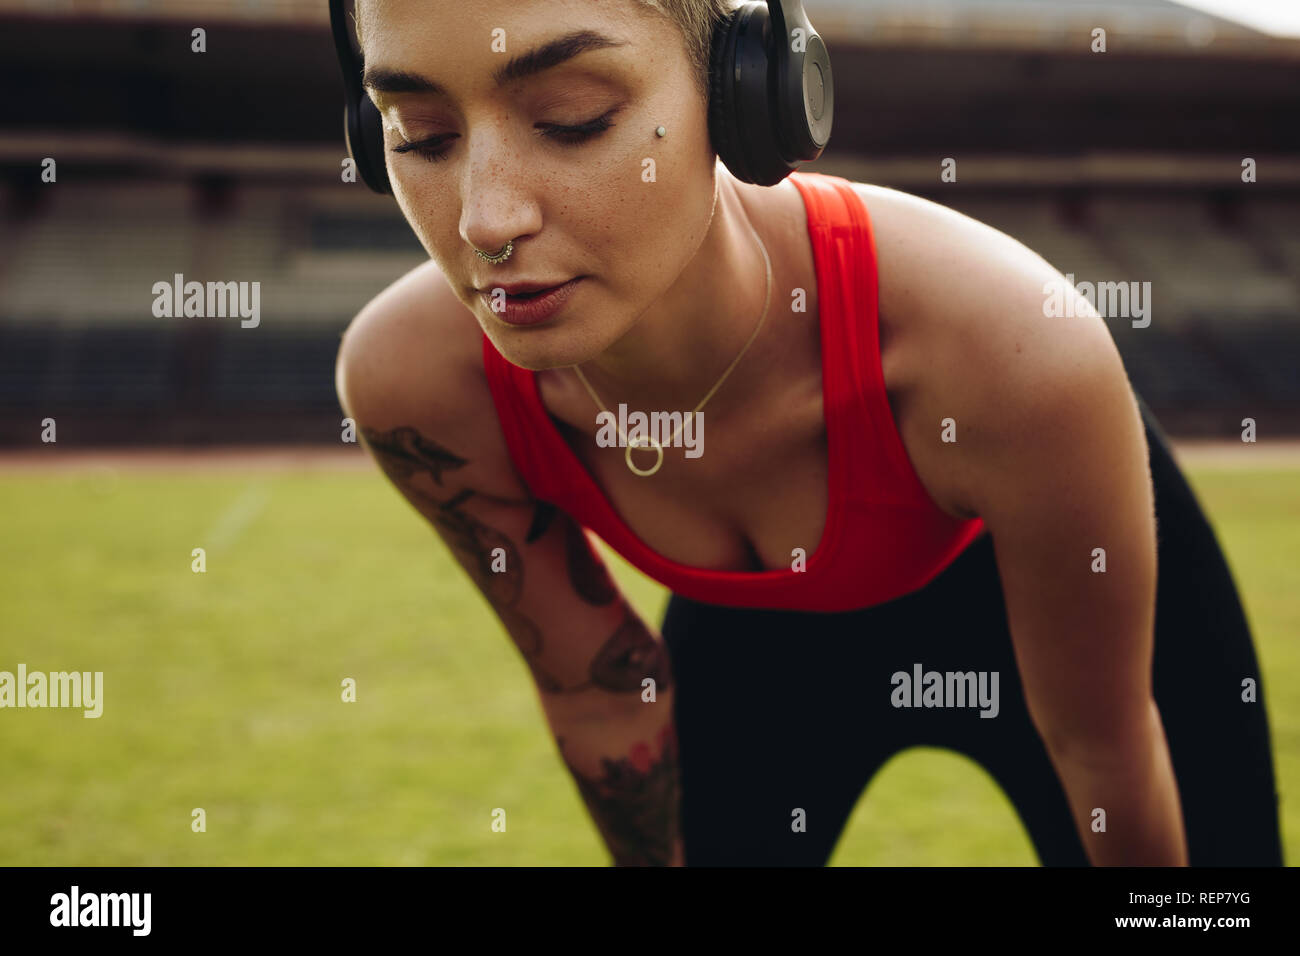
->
<box><xmin>1</xmin><ymin>458</ymin><xmax>1296</xmax><ymax>866</ymax></box>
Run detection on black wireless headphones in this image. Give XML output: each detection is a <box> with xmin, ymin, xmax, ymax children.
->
<box><xmin>329</xmin><ymin>0</ymin><xmax>832</xmax><ymax>193</ymax></box>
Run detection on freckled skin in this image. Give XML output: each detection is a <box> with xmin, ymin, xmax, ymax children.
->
<box><xmin>359</xmin><ymin>0</ymin><xmax>779</xmax><ymax>415</ymax></box>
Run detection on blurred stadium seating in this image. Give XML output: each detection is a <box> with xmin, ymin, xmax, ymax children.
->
<box><xmin>1</xmin><ymin>0</ymin><xmax>1297</xmax><ymax>442</ymax></box>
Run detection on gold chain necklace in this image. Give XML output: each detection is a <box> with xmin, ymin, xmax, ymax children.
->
<box><xmin>571</xmin><ymin>214</ymin><xmax>773</xmax><ymax>477</ymax></box>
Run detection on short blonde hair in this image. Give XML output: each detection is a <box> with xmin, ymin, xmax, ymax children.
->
<box><xmin>632</xmin><ymin>0</ymin><xmax>747</xmax><ymax>101</ymax></box>
<box><xmin>355</xmin><ymin>0</ymin><xmax>746</xmax><ymax>102</ymax></box>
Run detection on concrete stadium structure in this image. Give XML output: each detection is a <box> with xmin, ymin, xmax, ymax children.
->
<box><xmin>1</xmin><ymin>0</ymin><xmax>1297</xmax><ymax>442</ymax></box>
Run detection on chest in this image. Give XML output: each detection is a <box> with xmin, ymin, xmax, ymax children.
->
<box><xmin>541</xmin><ymin>308</ymin><xmax>973</xmax><ymax>576</ymax></box>
<box><xmin>549</xmin><ymin>389</ymin><xmax>831</xmax><ymax>574</ymax></box>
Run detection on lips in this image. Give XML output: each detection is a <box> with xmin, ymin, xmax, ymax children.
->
<box><xmin>478</xmin><ymin>280</ymin><xmax>572</xmax><ymax>296</ymax></box>
<box><xmin>478</xmin><ymin>276</ymin><xmax>584</xmax><ymax>326</ymax></box>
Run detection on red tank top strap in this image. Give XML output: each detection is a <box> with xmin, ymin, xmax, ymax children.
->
<box><xmin>787</xmin><ymin>170</ymin><xmax>935</xmax><ymax>508</ymax></box>
<box><xmin>787</xmin><ymin>171</ymin><xmax>986</xmax><ymax>601</ymax></box>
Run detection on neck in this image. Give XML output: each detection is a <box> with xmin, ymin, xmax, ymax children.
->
<box><xmin>571</xmin><ymin>166</ymin><xmax>775</xmax><ymax>416</ymax></box>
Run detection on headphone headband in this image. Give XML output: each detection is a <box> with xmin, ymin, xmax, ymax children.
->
<box><xmin>328</xmin><ymin>0</ymin><xmax>833</xmax><ymax>193</ymax></box>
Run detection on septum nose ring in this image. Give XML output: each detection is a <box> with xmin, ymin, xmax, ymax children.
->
<box><xmin>474</xmin><ymin>240</ymin><xmax>514</xmax><ymax>265</ymax></box>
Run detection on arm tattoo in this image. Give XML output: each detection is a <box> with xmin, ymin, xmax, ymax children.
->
<box><xmin>588</xmin><ymin>602</ymin><xmax>672</xmax><ymax>694</ymax></box>
<box><xmin>557</xmin><ymin>726</ymin><xmax>682</xmax><ymax>866</ymax></box>
<box><xmin>360</xmin><ymin>425</ymin><xmax>669</xmax><ymax>697</ymax></box>
<box><xmin>363</xmin><ymin>425</ymin><xmax>522</xmax><ymax>606</ymax></box>
<box><xmin>524</xmin><ymin>500</ymin><xmax>619</xmax><ymax>607</ymax></box>
<box><xmin>524</xmin><ymin>500</ymin><xmax>557</xmax><ymax>542</ymax></box>
<box><xmin>360</xmin><ymin>424</ymin><xmax>468</xmax><ymax>484</ymax></box>
<box><xmin>564</xmin><ymin>517</ymin><xmax>619</xmax><ymax>606</ymax></box>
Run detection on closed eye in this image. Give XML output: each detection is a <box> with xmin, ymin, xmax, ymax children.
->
<box><xmin>391</xmin><ymin>107</ymin><xmax>621</xmax><ymax>164</ymax></box>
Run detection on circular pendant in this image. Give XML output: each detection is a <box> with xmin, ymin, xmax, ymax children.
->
<box><xmin>625</xmin><ymin>435</ymin><xmax>664</xmax><ymax>477</ymax></box>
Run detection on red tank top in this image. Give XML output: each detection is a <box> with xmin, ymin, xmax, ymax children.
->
<box><xmin>481</xmin><ymin>170</ymin><xmax>985</xmax><ymax>612</ymax></box>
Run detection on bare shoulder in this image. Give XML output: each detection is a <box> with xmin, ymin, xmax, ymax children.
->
<box><xmin>335</xmin><ymin>259</ymin><xmax>530</xmax><ymax>503</ymax></box>
<box><xmin>847</xmin><ymin>180</ymin><xmax>1066</xmax><ymax>363</ymax></box>
<box><xmin>845</xmin><ymin>181</ymin><xmax>1129</xmax><ymax>520</ymax></box>
<box><xmin>847</xmin><ymin>181</ymin><xmax>1061</xmax><ymax>323</ymax></box>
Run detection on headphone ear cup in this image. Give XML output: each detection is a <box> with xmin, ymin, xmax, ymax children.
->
<box><xmin>710</xmin><ymin>3</ymin><xmax>795</xmax><ymax>186</ymax></box>
<box><xmin>355</xmin><ymin>93</ymin><xmax>391</xmax><ymax>194</ymax></box>
<box><xmin>708</xmin><ymin>12</ymin><xmax>747</xmax><ymax>183</ymax></box>
<box><xmin>331</xmin><ymin>0</ymin><xmax>390</xmax><ymax>195</ymax></box>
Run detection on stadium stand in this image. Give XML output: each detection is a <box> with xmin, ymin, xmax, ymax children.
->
<box><xmin>1</xmin><ymin>0</ymin><xmax>1297</xmax><ymax>442</ymax></box>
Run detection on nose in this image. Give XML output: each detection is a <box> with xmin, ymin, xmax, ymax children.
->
<box><xmin>458</xmin><ymin>127</ymin><xmax>542</xmax><ymax>256</ymax></box>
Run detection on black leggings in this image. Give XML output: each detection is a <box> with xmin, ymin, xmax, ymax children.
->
<box><xmin>660</xmin><ymin>395</ymin><xmax>1284</xmax><ymax>866</ymax></box>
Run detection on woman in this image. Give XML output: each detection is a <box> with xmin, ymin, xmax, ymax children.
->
<box><xmin>333</xmin><ymin>0</ymin><xmax>1283</xmax><ymax>866</ymax></box>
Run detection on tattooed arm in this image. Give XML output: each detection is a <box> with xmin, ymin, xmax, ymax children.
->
<box><xmin>353</xmin><ymin>424</ymin><xmax>685</xmax><ymax>864</ymax></box>
<box><xmin>335</xmin><ymin>295</ymin><xmax>684</xmax><ymax>863</ymax></box>
<box><xmin>557</xmin><ymin>723</ymin><xmax>684</xmax><ymax>867</ymax></box>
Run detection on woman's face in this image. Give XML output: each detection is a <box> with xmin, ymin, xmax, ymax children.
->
<box><xmin>360</xmin><ymin>0</ymin><xmax>719</xmax><ymax>370</ymax></box>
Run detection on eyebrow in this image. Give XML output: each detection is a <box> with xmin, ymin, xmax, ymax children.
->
<box><xmin>362</xmin><ymin>29</ymin><xmax>628</xmax><ymax>99</ymax></box>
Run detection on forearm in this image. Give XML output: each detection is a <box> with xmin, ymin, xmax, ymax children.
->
<box><xmin>1043</xmin><ymin>700</ymin><xmax>1188</xmax><ymax>866</ymax></box>
<box><xmin>550</xmin><ymin>696</ymin><xmax>685</xmax><ymax>866</ymax></box>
